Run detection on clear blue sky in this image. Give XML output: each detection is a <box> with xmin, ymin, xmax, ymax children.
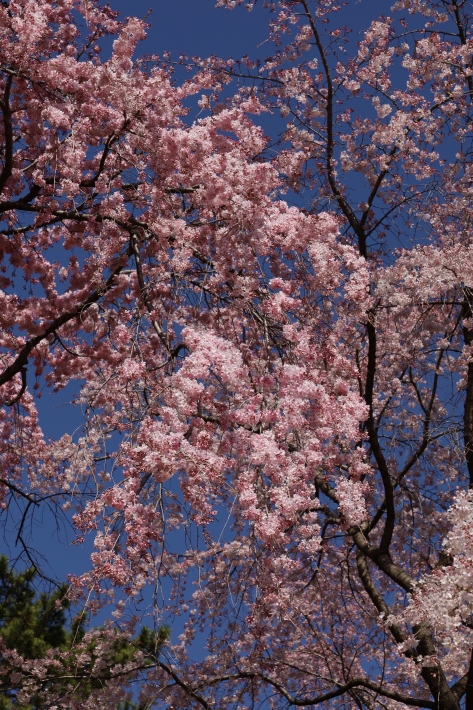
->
<box><xmin>106</xmin><ymin>0</ymin><xmax>393</xmax><ymax>64</ymax></box>
<box><xmin>107</xmin><ymin>0</ymin><xmax>271</xmax><ymax>62</ymax></box>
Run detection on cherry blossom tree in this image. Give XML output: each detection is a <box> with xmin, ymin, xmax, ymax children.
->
<box><xmin>3</xmin><ymin>0</ymin><xmax>473</xmax><ymax>707</ymax></box>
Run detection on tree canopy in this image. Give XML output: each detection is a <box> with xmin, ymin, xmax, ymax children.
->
<box><xmin>3</xmin><ymin>0</ymin><xmax>473</xmax><ymax>708</ymax></box>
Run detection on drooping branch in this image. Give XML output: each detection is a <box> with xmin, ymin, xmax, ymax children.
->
<box><xmin>0</xmin><ymin>256</ymin><xmax>128</xmax><ymax>391</ymax></box>
<box><xmin>4</xmin><ymin>365</ymin><xmax>27</xmax><ymax>405</ymax></box>
<box><xmin>0</xmin><ymin>73</ymin><xmax>13</xmax><ymax>194</ymax></box>
<box><xmin>130</xmin><ymin>232</ymin><xmax>174</xmax><ymax>356</ymax></box>
<box><xmin>462</xmin><ymin>286</ymin><xmax>473</xmax><ymax>486</ymax></box>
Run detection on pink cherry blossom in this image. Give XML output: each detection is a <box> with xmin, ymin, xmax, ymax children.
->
<box><xmin>4</xmin><ymin>0</ymin><xmax>473</xmax><ymax>708</ymax></box>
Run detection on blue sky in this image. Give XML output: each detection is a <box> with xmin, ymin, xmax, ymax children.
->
<box><xmin>106</xmin><ymin>0</ymin><xmax>394</xmax><ymax>64</ymax></box>
<box><xmin>107</xmin><ymin>0</ymin><xmax>271</xmax><ymax>62</ymax></box>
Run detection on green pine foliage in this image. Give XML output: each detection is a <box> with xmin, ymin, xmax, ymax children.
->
<box><xmin>0</xmin><ymin>557</ymin><xmax>73</xmax><ymax>661</ymax></box>
<box><xmin>0</xmin><ymin>557</ymin><xmax>168</xmax><ymax>709</ymax></box>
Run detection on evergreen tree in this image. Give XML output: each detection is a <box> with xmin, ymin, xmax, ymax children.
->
<box><xmin>0</xmin><ymin>557</ymin><xmax>168</xmax><ymax>709</ymax></box>
<box><xmin>0</xmin><ymin>557</ymin><xmax>73</xmax><ymax>662</ymax></box>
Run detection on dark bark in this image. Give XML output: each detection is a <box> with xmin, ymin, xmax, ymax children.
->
<box><xmin>465</xmin><ymin>647</ymin><xmax>473</xmax><ymax>710</ymax></box>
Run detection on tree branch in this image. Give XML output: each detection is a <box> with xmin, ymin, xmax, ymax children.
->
<box><xmin>0</xmin><ymin>73</ymin><xmax>13</xmax><ymax>194</ymax></box>
<box><xmin>0</xmin><ymin>258</ymin><xmax>127</xmax><ymax>389</ymax></box>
